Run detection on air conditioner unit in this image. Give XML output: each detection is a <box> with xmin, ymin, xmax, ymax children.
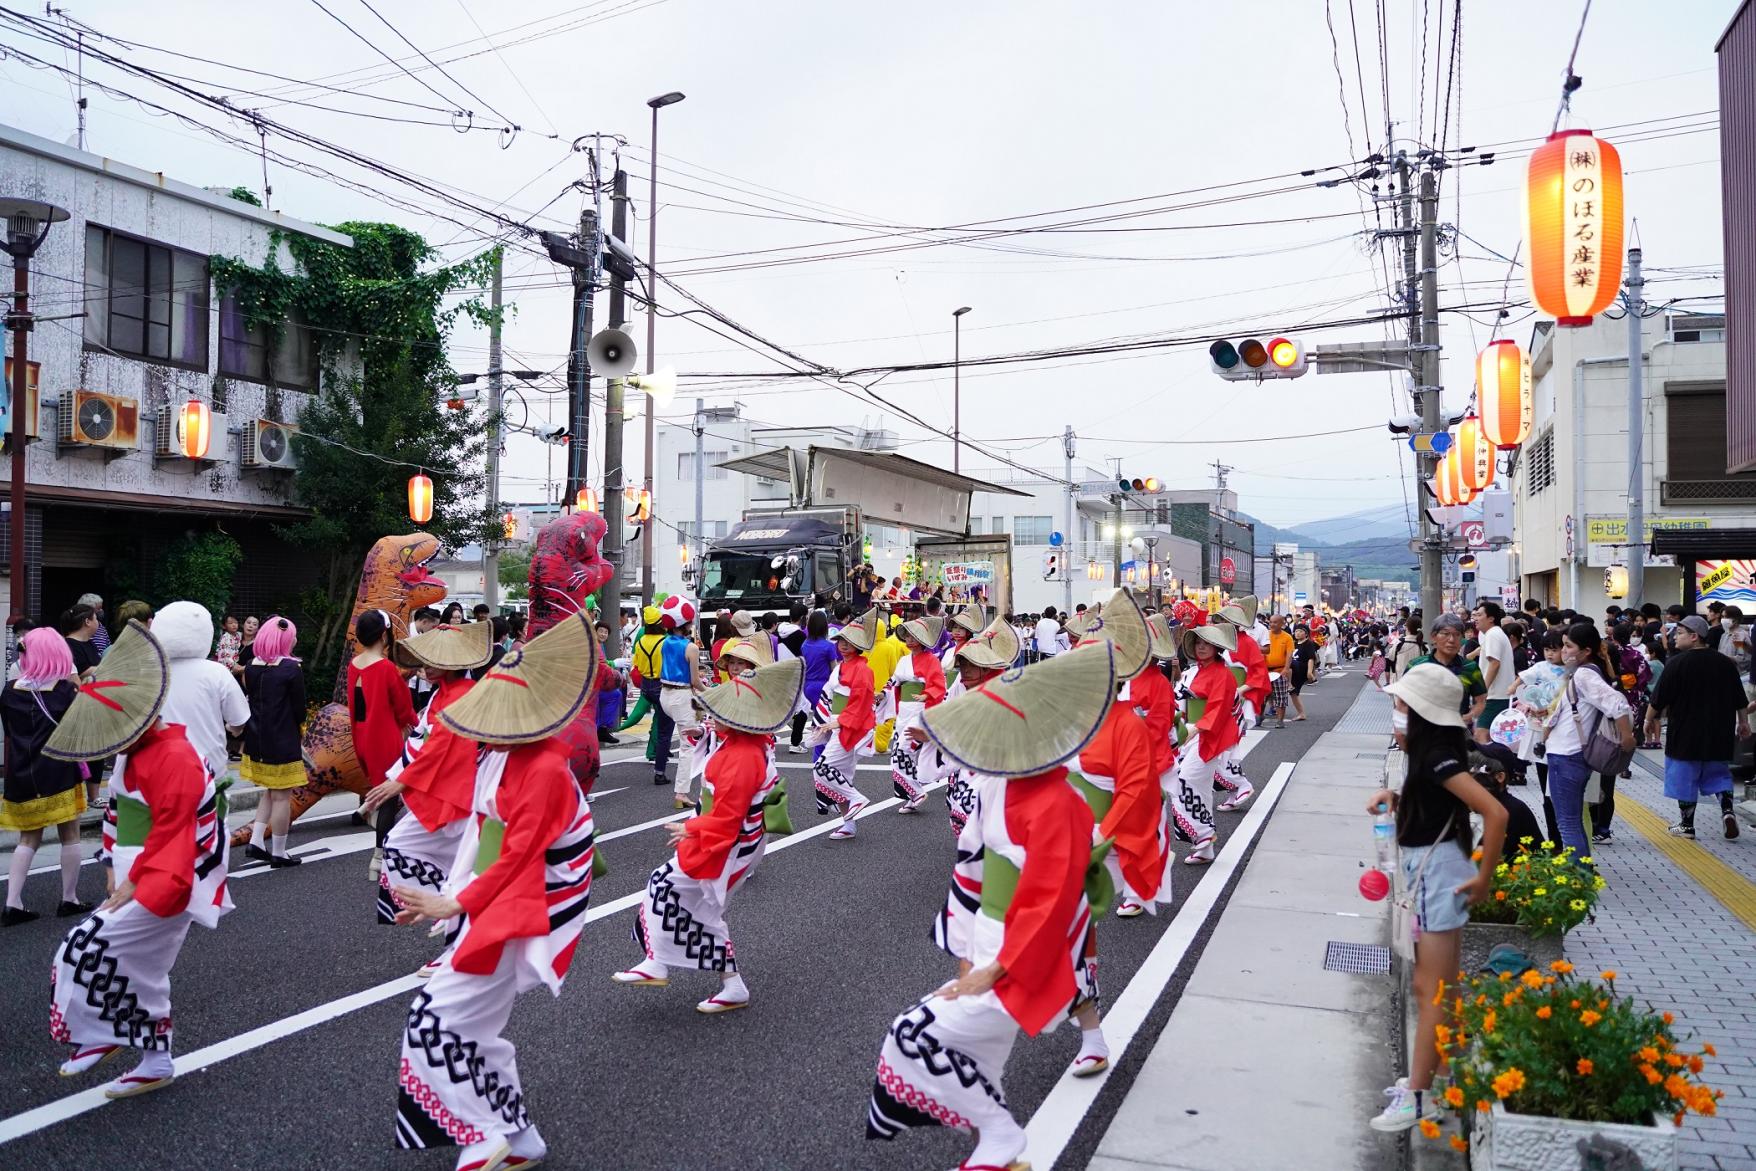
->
<box><xmin>154</xmin><ymin>406</ymin><xmax>227</xmax><ymax>462</ymax></box>
<box><xmin>1</xmin><ymin>357</ymin><xmax>41</xmax><ymax>448</ymax></box>
<box><xmin>242</xmin><ymin>418</ymin><xmax>299</xmax><ymax>471</ymax></box>
<box><xmin>58</xmin><ymin>390</ymin><xmax>140</xmax><ymax>452</ymax></box>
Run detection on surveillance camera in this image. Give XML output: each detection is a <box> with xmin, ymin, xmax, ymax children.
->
<box><xmin>604</xmin><ymin>233</ymin><xmax>640</xmax><ymax>269</ymax></box>
<box><xmin>534</xmin><ymin>423</ymin><xmax>568</xmax><ymax>443</ymax></box>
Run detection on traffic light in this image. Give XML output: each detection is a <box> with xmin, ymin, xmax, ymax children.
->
<box><xmin>1459</xmin><ymin>553</ymin><xmax>1477</xmax><ymax>585</ymax></box>
<box><xmin>1208</xmin><ymin>336</ymin><xmax>1308</xmax><ymax>381</ymax></box>
<box><xmin>1116</xmin><ymin>475</ymin><xmax>1163</xmax><ymax>493</ymax></box>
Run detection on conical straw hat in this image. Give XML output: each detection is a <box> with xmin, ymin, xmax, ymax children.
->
<box><xmin>720</xmin><ymin>636</ymin><xmax>771</xmax><ymax>669</ymax></box>
<box><xmin>923</xmin><ymin>642</ymin><xmax>1115</xmax><ymax>777</ymax></box>
<box><xmin>1070</xmin><ymin>589</ymin><xmax>1150</xmax><ymax>680</ymax></box>
<box><xmin>950</xmin><ymin>603</ymin><xmax>986</xmax><ymax>636</ymax></box>
<box><xmin>1179</xmin><ymin>619</ymin><xmax>1238</xmax><ymax>663</ymax></box>
<box><xmin>901</xmin><ymin>614</ymin><xmax>945</xmax><ymax>648</ymax></box>
<box><xmin>44</xmin><ymin>620</ymin><xmax>169</xmax><ymax>762</ymax></box>
<box><xmin>700</xmin><ymin>657</ymin><xmax>804</xmax><ymax>734</ymax></box>
<box><xmin>438</xmin><ymin>610</ymin><xmax>600</xmax><ymax>745</ymax></box>
<box><xmin>956</xmin><ymin>612</ymin><xmax>1020</xmax><ymax>670</ymax></box>
<box><xmin>1145</xmin><ymin>613</ymin><xmax>1177</xmax><ymax>661</ymax></box>
<box><xmin>1218</xmin><ymin>594</ymin><xmax>1260</xmax><ymax>629</ymax></box>
<box><xmin>834</xmin><ymin>607</ymin><xmax>878</xmax><ymax>653</ymax></box>
<box><xmin>394</xmin><ymin>620</ymin><xmax>494</xmax><ymax>672</ymax></box>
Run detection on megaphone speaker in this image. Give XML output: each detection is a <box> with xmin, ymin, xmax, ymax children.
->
<box><xmin>587</xmin><ymin>328</ymin><xmax>638</xmax><ymax>377</ymax></box>
<box><xmin>629</xmin><ymin>367</ymin><xmax>677</xmax><ymax>408</ymax></box>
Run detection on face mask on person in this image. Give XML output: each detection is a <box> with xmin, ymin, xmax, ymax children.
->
<box><xmin>1724</xmin><ymin>618</ymin><xmax>1735</xmax><ymax>630</ymax></box>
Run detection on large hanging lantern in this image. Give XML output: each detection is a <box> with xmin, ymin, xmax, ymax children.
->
<box><xmin>1431</xmin><ymin>449</ymin><xmax>1476</xmax><ymax>507</ymax></box>
<box><xmin>576</xmin><ymin>486</ymin><xmax>598</xmax><ymax>513</ymax></box>
<box><xmin>407</xmin><ymin>472</ymin><xmax>434</xmax><ymax>525</ymax></box>
<box><xmin>176</xmin><ymin>398</ymin><xmax>212</xmax><ymax>460</ymax></box>
<box><xmin>501</xmin><ymin>511</ymin><xmax>517</xmax><ymax>541</ymax></box>
<box><xmin>1476</xmin><ymin>340</ymin><xmax>1533</xmax><ymax>447</ymax></box>
<box><xmin>1525</xmin><ymin>129</ymin><xmax>1624</xmax><ymax>327</ymax></box>
<box><xmin>1453</xmin><ymin>416</ymin><xmax>1496</xmax><ymax>492</ymax></box>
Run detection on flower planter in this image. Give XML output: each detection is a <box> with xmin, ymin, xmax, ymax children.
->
<box><xmin>1471</xmin><ymin>1102</ymin><xmax>1678</xmax><ymax>1171</ymax></box>
<box><xmin>1460</xmin><ymin>921</ymin><xmax>1563</xmax><ymax>977</ymax></box>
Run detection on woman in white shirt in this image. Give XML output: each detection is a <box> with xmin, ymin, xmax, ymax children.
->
<box><xmin>1541</xmin><ymin>623</ymin><xmax>1634</xmax><ymax>859</ymax></box>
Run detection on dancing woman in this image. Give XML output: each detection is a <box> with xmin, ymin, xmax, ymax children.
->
<box><xmin>890</xmin><ymin>613</ymin><xmax>948</xmax><ymax>813</ymax></box>
<box><xmin>812</xmin><ymin>608</ymin><xmax>879</xmax><ymax>839</ymax></box>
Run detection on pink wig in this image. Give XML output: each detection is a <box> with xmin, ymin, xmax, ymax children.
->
<box><xmin>253</xmin><ymin>615</ymin><xmax>299</xmax><ymax>663</ymax></box>
<box><xmin>18</xmin><ymin>627</ymin><xmax>75</xmax><ymax>685</ymax></box>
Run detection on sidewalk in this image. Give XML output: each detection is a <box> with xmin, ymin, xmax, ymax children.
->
<box><xmin>1089</xmin><ymin>684</ymin><xmax>1405</xmax><ymax>1170</ymax></box>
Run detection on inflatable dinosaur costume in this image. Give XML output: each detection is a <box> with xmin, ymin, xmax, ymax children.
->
<box><xmin>523</xmin><ymin>510</ymin><xmax>616</xmax><ymax>786</ymax></box>
<box><xmin>230</xmin><ymin>532</ymin><xmax>444</xmax><ymax>844</ymax></box>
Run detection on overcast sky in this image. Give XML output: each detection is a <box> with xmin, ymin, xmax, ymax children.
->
<box><xmin>0</xmin><ymin>0</ymin><xmax>1734</xmax><ymax>534</ymax></box>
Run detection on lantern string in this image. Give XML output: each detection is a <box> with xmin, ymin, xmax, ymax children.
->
<box><xmin>1550</xmin><ymin>0</ymin><xmax>1594</xmax><ymax>134</ymax></box>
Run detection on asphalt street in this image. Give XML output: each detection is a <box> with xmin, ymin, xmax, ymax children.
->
<box><xmin>0</xmin><ymin>670</ymin><xmax>1370</xmax><ymax>1171</ymax></box>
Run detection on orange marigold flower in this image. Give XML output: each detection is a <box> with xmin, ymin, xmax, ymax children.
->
<box><xmin>1576</xmin><ymin>1059</ymin><xmax>1594</xmax><ymax>1076</ymax></box>
<box><xmin>1435</xmin><ymin>1024</ymin><xmax>1453</xmax><ymax>1046</ymax></box>
<box><xmin>1579</xmin><ymin>1010</ymin><xmax>1602</xmax><ymax>1027</ymax></box>
<box><xmin>1502</xmin><ymin>992</ymin><xmax>1519</xmax><ymax>1008</ymax></box>
<box><xmin>1476</xmin><ymin>994</ymin><xmax>1489</xmax><ymax>1006</ymax></box>
<box><xmin>1476</xmin><ymin>1100</ymin><xmax>1491</xmax><ymax>1113</ymax></box>
<box><xmin>1664</xmin><ymin>1053</ymin><xmax>1684</xmax><ymax>1068</ymax></box>
<box><xmin>1550</xmin><ymin>960</ymin><xmax>1574</xmax><ymax>973</ymax></box>
<box><xmin>1570</xmin><ymin>999</ymin><xmax>1582</xmax><ymax>1009</ymax></box>
<box><xmin>1639</xmin><ymin>1046</ymin><xmax>1661</xmax><ymax>1063</ymax></box>
<box><xmin>1704</xmin><ymin>1043</ymin><xmax>1717</xmax><ymax>1056</ymax></box>
<box><xmin>1492</xmin><ymin>1068</ymin><xmax>1527</xmax><ymax>1099</ymax></box>
<box><xmin>1662</xmin><ymin>1012</ymin><xmax>1675</xmax><ymax>1025</ymax></box>
<box><xmin>1495</xmin><ymin>890</ymin><xmax>1508</xmax><ymax>901</ymax></box>
<box><xmin>1445</xmin><ymin>1086</ymin><xmax>1464</xmax><ymax>1108</ymax></box>
<box><xmin>1520</xmin><ymin>970</ymin><xmax>1545</xmax><ymax>989</ymax></box>
<box><xmin>1673</xmin><ymin>1110</ymin><xmax>1687</xmax><ymax>1128</ymax></box>
<box><xmin>1665</xmin><ymin>1073</ymin><xmax>1690</xmax><ymax>1099</ymax></box>
<box><xmin>1498</xmin><ymin>971</ymin><xmax>1513</xmax><ymax>983</ymax></box>
<box><xmin>1536</xmin><ymin>1006</ymin><xmax>1553</xmax><ymax>1020</ymax></box>
<box><xmin>1641</xmin><ymin>1065</ymin><xmax>1663</xmax><ymax>1086</ymax></box>
<box><xmin>1450</xmin><ymin>1135</ymin><xmax>1469</xmax><ymax>1153</ymax></box>
<box><xmin>1419</xmin><ymin>1119</ymin><xmax>1441</xmax><ymax>1139</ymax></box>
<box><xmin>1483</xmin><ymin>1011</ymin><xmax>1497</xmax><ymax>1035</ymax></box>
<box><xmin>1689</xmin><ymin>1055</ymin><xmax>1704</xmax><ymax>1074</ymax></box>
<box><xmin>1601</xmin><ymin>970</ymin><xmax>1617</xmax><ymax>980</ymax></box>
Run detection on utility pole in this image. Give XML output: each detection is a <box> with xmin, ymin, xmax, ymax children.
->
<box><xmin>1211</xmin><ymin>461</ymin><xmax>1232</xmax><ymax>591</ymax></box>
<box><xmin>602</xmin><ymin>169</ymin><xmax>630</xmax><ymax>658</ymax></box>
<box><xmin>1625</xmin><ymin>246</ymin><xmax>1646</xmax><ymax>607</ymax></box>
<box><xmin>483</xmin><ymin>248</ymin><xmax>503</xmax><ymax>612</ymax></box>
<box><xmin>565</xmin><ymin>199</ymin><xmax>600</xmax><ymax>504</ymax></box>
<box><xmin>1062</xmin><ymin>425</ymin><xmax>1075</xmax><ymax>615</ymax></box>
<box><xmin>1416</xmin><ymin>167</ymin><xmax>1444</xmax><ymax>625</ymax></box>
<box><xmin>693</xmin><ymin>397</ymin><xmax>705</xmax><ymax>571</ymax></box>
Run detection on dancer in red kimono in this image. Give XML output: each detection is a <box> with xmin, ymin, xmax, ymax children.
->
<box><xmin>890</xmin><ymin>613</ymin><xmax>948</xmax><ymax>813</ymax></box>
<box><xmin>616</xmin><ymin>657</ymin><xmax>803</xmax><ymax>1012</ymax></box>
<box><xmin>928</xmin><ymin>613</ymin><xmax>1021</xmax><ymax>837</ymax></box>
<box><xmin>870</xmin><ymin>642</ymin><xmax>1115</xmax><ymax>1171</ymax></box>
<box><xmin>1172</xmin><ymin>617</ymin><xmax>1241</xmax><ymax>865</ymax></box>
<box><xmin>812</xmin><ymin>608</ymin><xmax>878</xmax><ymax>839</ymax></box>
<box><xmin>1214</xmin><ymin>595</ymin><xmax>1265</xmax><ymax>809</ymax></box>
<box><xmin>349</xmin><ymin>608</ymin><xmax>418</xmax><ymax>787</ymax></box>
<box><xmin>47</xmin><ymin>621</ymin><xmax>233</xmax><ymax>1100</ymax></box>
<box><xmin>389</xmin><ymin>612</ymin><xmax>601</xmax><ymax>1171</ymax></box>
<box><xmin>361</xmin><ymin>621</ymin><xmax>493</xmax><ymax>945</ymax></box>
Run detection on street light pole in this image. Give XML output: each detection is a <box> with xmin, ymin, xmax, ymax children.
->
<box><xmin>643</xmin><ymin>90</ymin><xmax>685</xmax><ymax>607</ymax></box>
<box><xmin>952</xmin><ymin>306</ymin><xmax>971</xmax><ymax>475</ymax></box>
<box><xmin>1</xmin><ymin>198</ymin><xmax>68</xmax><ymax>627</ymax></box>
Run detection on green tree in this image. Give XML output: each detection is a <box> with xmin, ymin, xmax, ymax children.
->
<box><xmin>499</xmin><ymin>549</ymin><xmax>531</xmax><ymax>601</ymax></box>
<box><xmin>152</xmin><ymin>532</ymin><xmax>244</xmax><ymax>623</ymax></box>
<box><xmin>212</xmin><ymin>225</ymin><xmax>500</xmax><ymax>691</ymax></box>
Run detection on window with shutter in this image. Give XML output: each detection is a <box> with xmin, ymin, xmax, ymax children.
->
<box><xmin>1663</xmin><ymin>383</ymin><xmax>1756</xmax><ymax>501</ymax></box>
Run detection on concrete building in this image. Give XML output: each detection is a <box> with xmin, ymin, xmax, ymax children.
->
<box><xmin>1511</xmin><ymin>309</ymin><xmax>1742</xmax><ymax>615</ymax></box>
<box><xmin>0</xmin><ymin>123</ymin><xmax>356</xmax><ymax>621</ymax></box>
<box><xmin>1721</xmin><ymin>0</ymin><xmax>1755</xmax><ymax>473</ymax></box>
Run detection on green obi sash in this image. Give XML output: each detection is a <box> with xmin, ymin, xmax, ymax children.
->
<box><xmin>1229</xmin><ymin>664</ymin><xmax>1247</xmax><ymax>687</ymax></box>
<box><xmin>1066</xmin><ymin>771</ymin><xmax>1112</xmax><ymax>822</ymax></box>
<box><xmin>897</xmin><ymin>680</ymin><xmax>927</xmax><ymax>704</ymax></box>
<box><xmin>830</xmin><ymin>692</ymin><xmax>851</xmax><ymax>715</ymax></box>
<box><xmin>980</xmin><ymin>838</ymin><xmax>1117</xmax><ymax>922</ymax></box>
<box><xmin>593</xmin><ymin>843</ymin><xmax>609</xmax><ymax>879</ymax></box>
<box><xmin>1183</xmin><ymin>696</ymin><xmax>1207</xmax><ymax>725</ymax></box>
<box><xmin>473</xmin><ymin>818</ymin><xmax>506</xmax><ymax>875</ymax></box>
<box><xmin>115</xmin><ymin>795</ymin><xmax>151</xmax><ymax>848</ymax></box>
<box><xmin>764</xmin><ymin>777</ymin><xmax>794</xmax><ymax>835</ymax></box>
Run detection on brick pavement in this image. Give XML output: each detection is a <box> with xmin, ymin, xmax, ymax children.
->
<box><xmin>1509</xmin><ymin>752</ymin><xmax>1756</xmax><ymax>1170</ymax></box>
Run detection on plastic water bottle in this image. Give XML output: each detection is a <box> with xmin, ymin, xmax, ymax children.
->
<box><xmin>1372</xmin><ymin>805</ymin><xmax>1397</xmax><ymax>872</ymax></box>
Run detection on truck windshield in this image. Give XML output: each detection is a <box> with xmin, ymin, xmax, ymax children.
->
<box><xmin>700</xmin><ymin>554</ymin><xmax>808</xmax><ymax>602</ymax></box>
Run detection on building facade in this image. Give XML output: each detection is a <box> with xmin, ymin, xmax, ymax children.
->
<box><xmin>1511</xmin><ymin>310</ymin><xmax>1740</xmax><ymax>615</ymax></box>
<box><xmin>1721</xmin><ymin>0</ymin><xmax>1756</xmax><ymax>472</ymax></box>
<box><xmin>1</xmin><ymin>123</ymin><xmax>354</xmax><ymax>622</ymax></box>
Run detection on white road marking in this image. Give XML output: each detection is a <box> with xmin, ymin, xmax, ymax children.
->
<box><xmin>1021</xmin><ymin>752</ymin><xmax>1295</xmax><ymax>1170</ymax></box>
<box><xmin>588</xmin><ymin>786</ymin><xmax>628</xmax><ymax>800</ymax></box>
<box><xmin>0</xmin><ymin>782</ymin><xmax>943</xmax><ymax>1144</ymax></box>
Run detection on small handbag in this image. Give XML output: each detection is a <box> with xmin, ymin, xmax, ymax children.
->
<box><xmin>1367</xmin><ymin>652</ymin><xmax>1387</xmax><ymax>683</ymax></box>
<box><xmin>1391</xmin><ymin>813</ymin><xmax>1456</xmax><ymax>963</ymax></box>
<box><xmin>1567</xmin><ymin>673</ymin><xmax>1635</xmax><ymax>777</ymax></box>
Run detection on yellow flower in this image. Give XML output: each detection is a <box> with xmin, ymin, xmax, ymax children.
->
<box><xmin>1600</xmin><ymin>970</ymin><xmax>1617</xmax><ymax>981</ymax></box>
<box><xmin>1570</xmin><ymin>899</ymin><xmax>1587</xmax><ymax>911</ymax></box>
<box><xmin>1550</xmin><ymin>960</ymin><xmax>1574</xmax><ymax>974</ymax></box>
<box><xmin>1450</xmin><ymin>1135</ymin><xmax>1469</xmax><ymax>1153</ymax></box>
<box><xmin>1535</xmin><ymin>1006</ymin><xmax>1552</xmax><ymax>1019</ymax></box>
<box><xmin>1492</xmin><ymin>1068</ymin><xmax>1527</xmax><ymax>1099</ymax></box>
<box><xmin>1419</xmin><ymin>1118</ymin><xmax>1441</xmax><ymax>1139</ymax></box>
<box><xmin>1552</xmin><ymin>854</ymin><xmax>1569</xmax><ymax>867</ymax></box>
<box><xmin>1576</xmin><ymin>1058</ymin><xmax>1594</xmax><ymax>1075</ymax></box>
<box><xmin>1518</xmin><ymin>835</ymin><xmax>1534</xmax><ymax>845</ymax></box>
<box><xmin>1534</xmin><ymin>888</ymin><xmax>1548</xmax><ymax>896</ymax></box>
<box><xmin>1540</xmin><ymin>840</ymin><xmax>1555</xmax><ymax>850</ymax></box>
<box><xmin>1580</xmin><ymin>1010</ymin><xmax>1602</xmax><ymax>1027</ymax></box>
<box><xmin>1444</xmin><ymin>1086</ymin><xmax>1464</xmax><ymax>1108</ymax></box>
<box><xmin>1495</xmin><ymin>863</ymin><xmax>1509</xmax><ymax>876</ymax></box>
<box><xmin>1554</xmin><ymin>876</ymin><xmax>1569</xmax><ymax>886</ymax></box>
<box><xmin>1594</xmin><ymin>875</ymin><xmax>1607</xmax><ymax>889</ymax></box>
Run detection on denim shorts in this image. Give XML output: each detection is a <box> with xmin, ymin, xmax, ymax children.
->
<box><xmin>1662</xmin><ymin>757</ymin><xmax>1734</xmax><ymax>802</ymax></box>
<box><xmin>1400</xmin><ymin>840</ymin><xmax>1476</xmax><ymax>934</ymax></box>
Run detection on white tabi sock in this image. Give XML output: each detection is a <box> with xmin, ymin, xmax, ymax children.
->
<box><xmin>508</xmin><ymin>1124</ymin><xmax>547</xmax><ymax>1159</ymax></box>
<box><xmin>718</xmin><ymin>974</ymin><xmax>750</xmax><ymax>1003</ymax></box>
<box><xmin>1078</xmin><ymin>1027</ymin><xmax>1110</xmax><ymax>1061</ymax></box>
<box><xmin>6</xmin><ymin>844</ymin><xmax>35</xmax><ymax>908</ymax></box>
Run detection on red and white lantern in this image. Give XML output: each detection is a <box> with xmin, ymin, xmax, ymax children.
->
<box><xmin>1525</xmin><ymin>129</ymin><xmax>1624</xmax><ymax>327</ymax></box>
<box><xmin>1476</xmin><ymin>340</ymin><xmax>1532</xmax><ymax>448</ymax></box>
<box><xmin>1453</xmin><ymin>416</ymin><xmax>1496</xmax><ymax>493</ymax></box>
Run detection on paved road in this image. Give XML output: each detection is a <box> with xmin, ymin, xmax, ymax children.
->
<box><xmin>0</xmin><ymin>672</ymin><xmax>1369</xmax><ymax>1170</ymax></box>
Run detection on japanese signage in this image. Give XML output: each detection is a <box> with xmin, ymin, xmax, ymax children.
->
<box><xmin>1697</xmin><ymin>560</ymin><xmax>1756</xmax><ymax>606</ymax></box>
<box><xmin>1561</xmin><ymin>142</ymin><xmax>1606</xmax><ymax>319</ymax></box>
<box><xmin>942</xmin><ymin>561</ymin><xmax>994</xmax><ymax>587</ymax></box>
<box><xmin>1583</xmin><ymin>516</ymin><xmax>1704</xmax><ymax>568</ymax></box>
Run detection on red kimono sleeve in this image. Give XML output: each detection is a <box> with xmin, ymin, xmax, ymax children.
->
<box><xmin>1130</xmin><ymin>670</ymin><xmax>1175</xmax><ymax>774</ymax></box>
<box><xmin>1192</xmin><ymin>661</ymin><xmax>1242</xmax><ymax>758</ymax></box>
<box><xmin>1096</xmin><ymin>710</ymin><xmax>1165</xmax><ymax>900</ymax></box>
<box><xmin>997</xmin><ymin>774</ymin><xmax>1092</xmax><ymax>1037</ymax></box>
<box><xmin>1235</xmin><ymin>638</ymin><xmax>1271</xmax><ymax>707</ymax></box>
<box><xmin>915</xmin><ymin>650</ymin><xmax>947</xmax><ymax>707</ymax></box>
<box><xmin>678</xmin><ymin>736</ymin><xmax>765</xmax><ymax>879</ymax></box>
<box><xmin>129</xmin><ymin>742</ymin><xmax>204</xmax><ymax>918</ymax></box>
<box><xmin>397</xmin><ymin>723</ymin><xmax>477</xmax><ymax>831</ymax></box>
<box><xmin>453</xmin><ymin>746</ymin><xmax>576</xmax><ymax>975</ymax></box>
<box><xmin>838</xmin><ymin>658</ymin><xmax>877</xmax><ymax>749</ymax></box>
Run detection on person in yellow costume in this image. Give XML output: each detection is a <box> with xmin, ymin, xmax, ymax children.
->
<box><xmin>617</xmin><ymin>606</ymin><xmax>670</xmax><ymax>765</ymax></box>
<box><xmin>866</xmin><ymin>607</ymin><xmax>908</xmax><ymax>754</ymax></box>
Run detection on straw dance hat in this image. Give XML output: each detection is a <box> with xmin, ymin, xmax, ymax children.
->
<box><xmin>700</xmin><ymin>657</ymin><xmax>804</xmax><ymax>734</ymax></box>
<box><xmin>922</xmin><ymin>642</ymin><xmax>1115</xmax><ymax>777</ymax></box>
<box><xmin>44</xmin><ymin>620</ymin><xmax>169</xmax><ymax>762</ymax></box>
<box><xmin>394</xmin><ymin>620</ymin><xmax>495</xmax><ymax>672</ymax></box>
<box><xmin>950</xmin><ymin>603</ymin><xmax>986</xmax><ymax>636</ymax></box>
<box><xmin>1178</xmin><ymin>619</ymin><xmax>1238</xmax><ymax>663</ymax></box>
<box><xmin>1217</xmin><ymin>594</ymin><xmax>1260</xmax><ymax>629</ymax></box>
<box><xmin>956</xmin><ymin>611</ymin><xmax>1021</xmax><ymax>671</ymax></box>
<box><xmin>1145</xmin><ymin>613</ymin><xmax>1177</xmax><ymax>661</ymax></box>
<box><xmin>833</xmin><ymin>607</ymin><xmax>879</xmax><ymax>653</ymax></box>
<box><xmin>720</xmin><ymin>636</ymin><xmax>772</xmax><ymax>668</ymax></box>
<box><xmin>437</xmin><ymin>610</ymin><xmax>600</xmax><ymax>745</ymax></box>
<box><xmin>1069</xmin><ymin>589</ymin><xmax>1150</xmax><ymax>680</ymax></box>
<box><xmin>900</xmin><ymin>614</ymin><xmax>945</xmax><ymax>649</ymax></box>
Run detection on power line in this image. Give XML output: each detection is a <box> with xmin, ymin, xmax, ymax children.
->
<box><xmin>353</xmin><ymin>0</ymin><xmax>527</xmax><ymax>136</ymax></box>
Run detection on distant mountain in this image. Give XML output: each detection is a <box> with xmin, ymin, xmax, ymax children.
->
<box><xmin>1288</xmin><ymin>503</ymin><xmax>1415</xmax><ymax>546</ymax></box>
<box><xmin>1242</xmin><ymin>515</ymin><xmax>1322</xmax><ymax>556</ymax></box>
<box><xmin>1240</xmin><ymin>504</ymin><xmax>1418</xmax><ymax>584</ymax></box>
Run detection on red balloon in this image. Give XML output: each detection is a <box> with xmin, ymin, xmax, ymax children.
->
<box><xmin>1359</xmin><ymin>868</ymin><xmax>1390</xmax><ymax>901</ymax></box>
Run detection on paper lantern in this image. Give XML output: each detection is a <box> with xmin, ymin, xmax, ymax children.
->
<box><xmin>501</xmin><ymin>511</ymin><xmax>517</xmax><ymax>541</ymax></box>
<box><xmin>1525</xmin><ymin>129</ymin><xmax>1624</xmax><ymax>327</ymax></box>
<box><xmin>576</xmin><ymin>487</ymin><xmax>598</xmax><ymax>513</ymax></box>
<box><xmin>1476</xmin><ymin>340</ymin><xmax>1532</xmax><ymax>447</ymax></box>
<box><xmin>176</xmin><ymin>398</ymin><xmax>212</xmax><ymax>460</ymax></box>
<box><xmin>1431</xmin><ymin>450</ymin><xmax>1476</xmax><ymax>507</ymax></box>
<box><xmin>1453</xmin><ymin>416</ymin><xmax>1496</xmax><ymax>492</ymax></box>
<box><xmin>407</xmin><ymin>472</ymin><xmax>434</xmax><ymax>525</ymax></box>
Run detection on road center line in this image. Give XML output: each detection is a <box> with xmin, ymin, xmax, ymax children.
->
<box><xmin>0</xmin><ymin>780</ymin><xmax>941</xmax><ymax>1145</ymax></box>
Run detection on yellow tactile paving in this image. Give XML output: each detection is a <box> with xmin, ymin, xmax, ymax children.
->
<box><xmin>1615</xmin><ymin>797</ymin><xmax>1756</xmax><ymax>934</ymax></box>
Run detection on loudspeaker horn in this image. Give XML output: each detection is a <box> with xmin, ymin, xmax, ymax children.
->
<box><xmin>628</xmin><ymin>367</ymin><xmax>677</xmax><ymax>408</ymax></box>
<box><xmin>587</xmin><ymin>328</ymin><xmax>637</xmax><ymax>377</ymax></box>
